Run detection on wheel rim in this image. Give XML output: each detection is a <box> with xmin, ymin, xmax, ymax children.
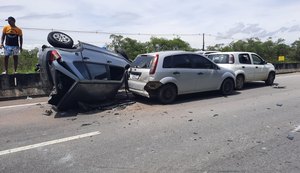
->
<box><xmin>53</xmin><ymin>33</ymin><xmax>71</xmax><ymax>43</ymax></box>
<box><xmin>159</xmin><ymin>85</ymin><xmax>176</xmax><ymax>103</ymax></box>
<box><xmin>163</xmin><ymin>88</ymin><xmax>174</xmax><ymax>100</ymax></box>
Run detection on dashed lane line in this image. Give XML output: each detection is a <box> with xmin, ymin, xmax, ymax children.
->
<box><xmin>0</xmin><ymin>131</ymin><xmax>101</xmax><ymax>156</ymax></box>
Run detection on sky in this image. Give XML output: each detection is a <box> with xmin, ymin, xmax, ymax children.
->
<box><xmin>1</xmin><ymin>0</ymin><xmax>300</xmax><ymax>50</ymax></box>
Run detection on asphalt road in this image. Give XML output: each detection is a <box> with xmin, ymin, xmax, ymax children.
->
<box><xmin>0</xmin><ymin>73</ymin><xmax>300</xmax><ymax>173</ymax></box>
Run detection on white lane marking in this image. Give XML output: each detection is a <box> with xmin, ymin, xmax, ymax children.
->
<box><xmin>0</xmin><ymin>131</ymin><xmax>101</xmax><ymax>156</ymax></box>
<box><xmin>0</xmin><ymin>102</ymin><xmax>47</xmax><ymax>110</ymax></box>
<box><xmin>291</xmin><ymin>125</ymin><xmax>300</xmax><ymax>133</ymax></box>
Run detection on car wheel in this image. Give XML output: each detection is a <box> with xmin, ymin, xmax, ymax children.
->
<box><xmin>265</xmin><ymin>72</ymin><xmax>275</xmax><ymax>86</ymax></box>
<box><xmin>220</xmin><ymin>78</ymin><xmax>234</xmax><ymax>95</ymax></box>
<box><xmin>236</xmin><ymin>75</ymin><xmax>244</xmax><ymax>90</ymax></box>
<box><xmin>158</xmin><ymin>84</ymin><xmax>177</xmax><ymax>104</ymax></box>
<box><xmin>47</xmin><ymin>31</ymin><xmax>74</xmax><ymax>48</ymax></box>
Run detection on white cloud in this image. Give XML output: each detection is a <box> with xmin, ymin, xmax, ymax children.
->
<box><xmin>1</xmin><ymin>0</ymin><xmax>300</xmax><ymax>49</ymax></box>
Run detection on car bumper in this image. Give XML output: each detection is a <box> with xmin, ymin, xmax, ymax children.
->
<box><xmin>128</xmin><ymin>80</ymin><xmax>149</xmax><ymax>97</ymax></box>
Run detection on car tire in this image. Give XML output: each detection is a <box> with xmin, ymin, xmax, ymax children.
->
<box><xmin>157</xmin><ymin>84</ymin><xmax>177</xmax><ymax>104</ymax></box>
<box><xmin>265</xmin><ymin>72</ymin><xmax>275</xmax><ymax>86</ymax></box>
<box><xmin>220</xmin><ymin>78</ymin><xmax>234</xmax><ymax>95</ymax></box>
<box><xmin>47</xmin><ymin>31</ymin><xmax>74</xmax><ymax>48</ymax></box>
<box><xmin>235</xmin><ymin>75</ymin><xmax>244</xmax><ymax>90</ymax></box>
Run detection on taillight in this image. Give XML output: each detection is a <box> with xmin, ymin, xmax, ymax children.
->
<box><xmin>149</xmin><ymin>54</ymin><xmax>159</xmax><ymax>75</ymax></box>
<box><xmin>229</xmin><ymin>54</ymin><xmax>235</xmax><ymax>64</ymax></box>
<box><xmin>49</xmin><ymin>50</ymin><xmax>62</xmax><ymax>64</ymax></box>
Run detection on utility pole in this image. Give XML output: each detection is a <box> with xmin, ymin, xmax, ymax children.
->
<box><xmin>202</xmin><ymin>33</ymin><xmax>205</xmax><ymax>51</ymax></box>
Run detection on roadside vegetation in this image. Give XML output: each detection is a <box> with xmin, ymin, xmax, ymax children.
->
<box><xmin>1</xmin><ymin>36</ymin><xmax>299</xmax><ymax>73</ymax></box>
<box><xmin>0</xmin><ymin>48</ymin><xmax>38</xmax><ymax>74</ymax></box>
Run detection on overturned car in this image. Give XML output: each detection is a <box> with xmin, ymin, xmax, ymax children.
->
<box><xmin>38</xmin><ymin>31</ymin><xmax>130</xmax><ymax>111</ymax></box>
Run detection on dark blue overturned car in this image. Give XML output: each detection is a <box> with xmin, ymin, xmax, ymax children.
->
<box><xmin>38</xmin><ymin>31</ymin><xmax>130</xmax><ymax>111</ymax></box>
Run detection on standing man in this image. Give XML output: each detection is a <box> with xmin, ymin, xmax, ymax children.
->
<box><xmin>0</xmin><ymin>16</ymin><xmax>23</xmax><ymax>74</ymax></box>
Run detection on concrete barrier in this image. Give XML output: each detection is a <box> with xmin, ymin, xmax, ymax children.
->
<box><xmin>0</xmin><ymin>63</ymin><xmax>299</xmax><ymax>100</ymax></box>
<box><xmin>0</xmin><ymin>73</ymin><xmax>46</xmax><ymax>100</ymax></box>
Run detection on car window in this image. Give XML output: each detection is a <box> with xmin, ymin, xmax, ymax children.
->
<box><xmin>239</xmin><ymin>54</ymin><xmax>251</xmax><ymax>64</ymax></box>
<box><xmin>85</xmin><ymin>63</ymin><xmax>108</xmax><ymax>80</ymax></box>
<box><xmin>131</xmin><ymin>55</ymin><xmax>154</xmax><ymax>68</ymax></box>
<box><xmin>163</xmin><ymin>56</ymin><xmax>173</xmax><ymax>68</ymax></box>
<box><xmin>189</xmin><ymin>54</ymin><xmax>214</xmax><ymax>69</ymax></box>
<box><xmin>207</xmin><ymin>54</ymin><xmax>230</xmax><ymax>64</ymax></box>
<box><xmin>252</xmin><ymin>54</ymin><xmax>264</xmax><ymax>65</ymax></box>
<box><xmin>73</xmin><ymin>61</ymin><xmax>90</xmax><ymax>79</ymax></box>
<box><xmin>172</xmin><ymin>54</ymin><xmax>192</xmax><ymax>68</ymax></box>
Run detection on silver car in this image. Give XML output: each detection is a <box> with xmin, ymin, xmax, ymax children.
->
<box><xmin>128</xmin><ymin>51</ymin><xmax>235</xmax><ymax>104</ymax></box>
<box><xmin>207</xmin><ymin>52</ymin><xmax>276</xmax><ymax>89</ymax></box>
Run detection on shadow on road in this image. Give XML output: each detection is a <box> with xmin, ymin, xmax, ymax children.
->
<box><xmin>53</xmin><ymin>91</ymin><xmax>136</xmax><ymax>118</ymax></box>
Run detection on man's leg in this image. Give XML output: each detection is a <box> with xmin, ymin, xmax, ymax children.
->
<box><xmin>13</xmin><ymin>55</ymin><xmax>18</xmax><ymax>73</ymax></box>
<box><xmin>3</xmin><ymin>56</ymin><xmax>9</xmax><ymax>74</ymax></box>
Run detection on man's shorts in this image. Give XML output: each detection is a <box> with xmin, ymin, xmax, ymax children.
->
<box><xmin>4</xmin><ymin>46</ymin><xmax>20</xmax><ymax>56</ymax></box>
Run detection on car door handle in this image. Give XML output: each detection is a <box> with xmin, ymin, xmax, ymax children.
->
<box><xmin>242</xmin><ymin>66</ymin><xmax>245</xmax><ymax>68</ymax></box>
<box><xmin>173</xmin><ymin>72</ymin><xmax>180</xmax><ymax>75</ymax></box>
<box><xmin>107</xmin><ymin>60</ymin><xmax>112</xmax><ymax>63</ymax></box>
<box><xmin>197</xmin><ymin>72</ymin><xmax>204</xmax><ymax>75</ymax></box>
<box><xmin>83</xmin><ymin>57</ymin><xmax>89</xmax><ymax>60</ymax></box>
<box><xmin>255</xmin><ymin>66</ymin><xmax>258</xmax><ymax>68</ymax></box>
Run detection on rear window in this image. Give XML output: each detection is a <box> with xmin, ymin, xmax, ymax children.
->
<box><xmin>131</xmin><ymin>55</ymin><xmax>154</xmax><ymax>69</ymax></box>
<box><xmin>208</xmin><ymin>54</ymin><xmax>230</xmax><ymax>64</ymax></box>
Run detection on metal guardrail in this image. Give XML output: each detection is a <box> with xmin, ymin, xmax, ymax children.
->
<box><xmin>273</xmin><ymin>63</ymin><xmax>300</xmax><ymax>74</ymax></box>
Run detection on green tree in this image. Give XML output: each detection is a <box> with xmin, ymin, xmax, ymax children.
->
<box><xmin>108</xmin><ymin>34</ymin><xmax>147</xmax><ymax>60</ymax></box>
<box><xmin>289</xmin><ymin>38</ymin><xmax>300</xmax><ymax>62</ymax></box>
<box><xmin>147</xmin><ymin>37</ymin><xmax>192</xmax><ymax>52</ymax></box>
<box><xmin>108</xmin><ymin>35</ymin><xmax>193</xmax><ymax>60</ymax></box>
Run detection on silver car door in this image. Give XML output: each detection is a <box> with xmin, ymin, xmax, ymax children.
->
<box><xmin>190</xmin><ymin>54</ymin><xmax>221</xmax><ymax>91</ymax></box>
<box><xmin>251</xmin><ymin>54</ymin><xmax>269</xmax><ymax>80</ymax></box>
<box><xmin>238</xmin><ymin>53</ymin><xmax>255</xmax><ymax>81</ymax></box>
<box><xmin>169</xmin><ymin>54</ymin><xmax>199</xmax><ymax>94</ymax></box>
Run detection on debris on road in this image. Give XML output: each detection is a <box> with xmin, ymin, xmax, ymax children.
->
<box><xmin>213</xmin><ymin>114</ymin><xmax>219</xmax><ymax>117</ymax></box>
<box><xmin>26</xmin><ymin>96</ymin><xmax>33</xmax><ymax>100</ymax></box>
<box><xmin>276</xmin><ymin>104</ymin><xmax>283</xmax><ymax>107</ymax></box>
<box><xmin>188</xmin><ymin>119</ymin><xmax>193</xmax><ymax>122</ymax></box>
<box><xmin>287</xmin><ymin>125</ymin><xmax>300</xmax><ymax>140</ymax></box>
<box><xmin>273</xmin><ymin>84</ymin><xmax>286</xmax><ymax>89</ymax></box>
<box><xmin>67</xmin><ymin>118</ymin><xmax>77</xmax><ymax>121</ymax></box>
<box><xmin>43</xmin><ymin>109</ymin><xmax>53</xmax><ymax>116</ymax></box>
<box><xmin>287</xmin><ymin>133</ymin><xmax>294</xmax><ymax>140</ymax></box>
<box><xmin>81</xmin><ymin>123</ymin><xmax>92</xmax><ymax>127</ymax></box>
